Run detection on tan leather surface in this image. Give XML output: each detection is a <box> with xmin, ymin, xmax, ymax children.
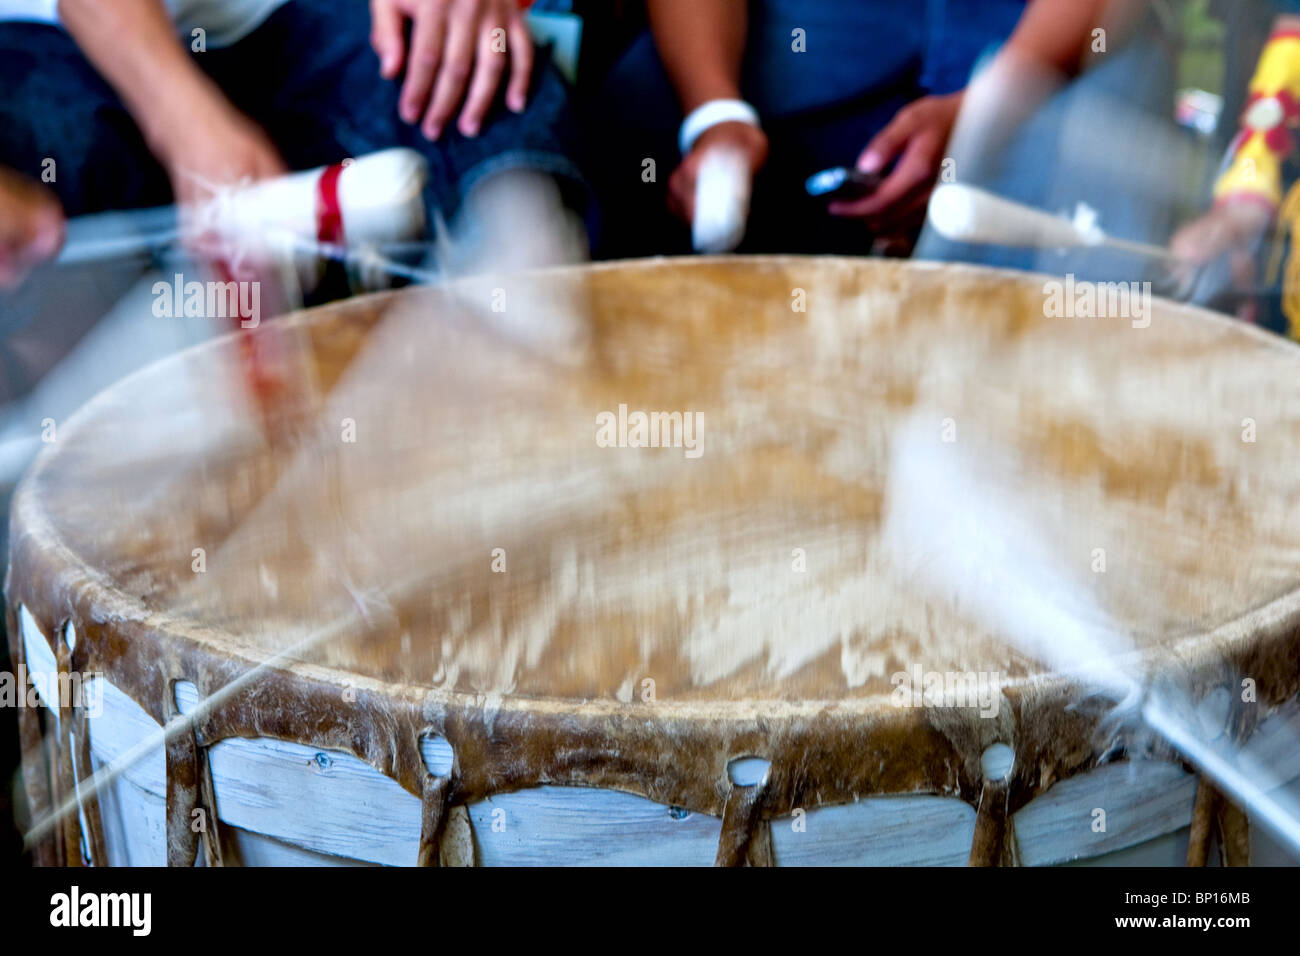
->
<box><xmin>8</xmin><ymin>256</ymin><xmax>1300</xmax><ymax>832</ymax></box>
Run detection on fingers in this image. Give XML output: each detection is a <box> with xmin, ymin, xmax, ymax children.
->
<box><xmin>856</xmin><ymin>106</ymin><xmax>921</xmax><ymax>175</ymax></box>
<box><xmin>1169</xmin><ymin>226</ymin><xmax>1214</xmax><ymax>266</ymax></box>
<box><xmin>458</xmin><ymin>20</ymin><xmax>508</xmax><ymax>137</ymax></box>
<box><xmin>829</xmin><ymin>133</ymin><xmax>937</xmax><ymax>220</ymax></box>
<box><xmin>1171</xmin><ymin>215</ymin><xmax>1245</xmax><ymax>266</ymax></box>
<box><xmin>865</xmin><ymin>189</ymin><xmax>930</xmax><ymax>238</ymax></box>
<box><xmin>401</xmin><ymin>3</ymin><xmax>447</xmax><ymax>126</ymax></box>
<box><xmin>1169</xmin><ymin>212</ymin><xmax>1227</xmax><ymax>264</ymax></box>
<box><xmin>32</xmin><ymin>203</ymin><xmax>66</xmax><ymax>262</ymax></box>
<box><xmin>505</xmin><ymin>16</ymin><xmax>533</xmax><ymax>114</ymax></box>
<box><xmin>421</xmin><ymin>4</ymin><xmax>476</xmax><ymax>139</ymax></box>
<box><xmin>0</xmin><ymin>188</ymin><xmax>64</xmax><ymax>288</ymax></box>
<box><xmin>370</xmin><ymin>0</ymin><xmax>407</xmax><ymax>79</ymax></box>
<box><xmin>668</xmin><ymin>159</ymin><xmax>697</xmax><ymax>222</ymax></box>
<box><xmin>393</xmin><ymin>1</ymin><xmax>532</xmax><ymax>139</ymax></box>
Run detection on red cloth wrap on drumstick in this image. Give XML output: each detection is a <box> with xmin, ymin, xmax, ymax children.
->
<box><xmin>221</xmin><ymin>161</ymin><xmax>347</xmax><ymax>421</ymax></box>
<box><xmin>316</xmin><ymin>162</ymin><xmax>347</xmax><ymax>247</ymax></box>
<box><xmin>214</xmin><ymin>259</ymin><xmax>281</xmax><ymax>415</ymax></box>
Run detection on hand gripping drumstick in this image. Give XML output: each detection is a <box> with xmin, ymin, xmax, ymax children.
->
<box><xmin>191</xmin><ymin>147</ymin><xmax>428</xmax><ymax>261</ymax></box>
<box><xmin>927</xmin><ymin>182</ymin><xmax>1185</xmax><ymax>263</ymax></box>
<box><xmin>48</xmin><ymin>150</ymin><xmax>431</xmax><ymax>430</ymax></box>
<box><xmin>53</xmin><ymin>148</ymin><xmax>429</xmax><ymax>267</ymax></box>
<box><xmin>193</xmin><ymin>149</ymin><xmax>430</xmax><ymax>428</ymax></box>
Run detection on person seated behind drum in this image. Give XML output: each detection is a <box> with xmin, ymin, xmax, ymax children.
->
<box><xmin>0</xmin><ymin>167</ymin><xmax>64</xmax><ymax>290</ymax></box>
<box><xmin>1171</xmin><ymin>4</ymin><xmax>1300</xmax><ymax>337</ymax></box>
<box><xmin>589</xmin><ymin>0</ymin><xmax>1115</xmax><ymax>258</ymax></box>
<box><xmin>0</xmin><ymin>0</ymin><xmax>587</xmax><ymax>265</ymax></box>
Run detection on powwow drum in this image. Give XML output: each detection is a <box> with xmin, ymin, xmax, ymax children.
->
<box><xmin>8</xmin><ymin>257</ymin><xmax>1300</xmax><ymax>867</ymax></box>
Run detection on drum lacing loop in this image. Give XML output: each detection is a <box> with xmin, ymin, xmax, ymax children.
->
<box><xmin>164</xmin><ymin>678</ymin><xmax>222</xmax><ymax>867</ymax></box>
<box><xmin>715</xmin><ymin>757</ymin><xmax>773</xmax><ymax>867</ymax></box>
<box><xmin>969</xmin><ymin>743</ymin><xmax>1020</xmax><ymax>866</ymax></box>
<box><xmin>1187</xmin><ymin>684</ymin><xmax>1258</xmax><ymax>867</ymax></box>
<box><xmin>69</xmin><ymin>701</ymin><xmax>108</xmax><ymax>868</ymax></box>
<box><xmin>10</xmin><ymin>604</ymin><xmax>58</xmax><ymax>866</ymax></box>
<box><xmin>53</xmin><ymin>620</ymin><xmax>100</xmax><ymax>867</ymax></box>
<box><xmin>417</xmin><ymin>732</ymin><xmax>470</xmax><ymax>866</ymax></box>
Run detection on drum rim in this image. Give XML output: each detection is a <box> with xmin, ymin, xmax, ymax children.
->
<box><xmin>10</xmin><ymin>254</ymin><xmax>1300</xmax><ymax>721</ymax></box>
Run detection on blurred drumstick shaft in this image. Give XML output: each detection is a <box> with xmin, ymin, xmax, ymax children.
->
<box><xmin>55</xmin><ymin>205</ymin><xmax>180</xmax><ymax>266</ymax></box>
<box><xmin>928</xmin><ymin>183</ymin><xmax>1186</xmax><ymax>263</ymax></box>
<box><xmin>885</xmin><ymin>423</ymin><xmax>1300</xmax><ymax>859</ymax></box>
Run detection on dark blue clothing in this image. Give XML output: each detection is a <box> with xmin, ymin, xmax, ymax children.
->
<box><xmin>740</xmin><ymin>0</ymin><xmax>925</xmax><ymax>117</ymax></box>
<box><xmin>0</xmin><ymin>0</ymin><xmax>587</xmax><ymax>224</ymax></box>
<box><xmin>588</xmin><ymin>0</ymin><xmax>1025</xmax><ymax>258</ymax></box>
<box><xmin>923</xmin><ymin>0</ymin><xmax>1027</xmax><ymax>95</ymax></box>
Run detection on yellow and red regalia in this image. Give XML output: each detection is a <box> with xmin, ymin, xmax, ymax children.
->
<box><xmin>1215</xmin><ymin>29</ymin><xmax>1300</xmax><ymax>335</ymax></box>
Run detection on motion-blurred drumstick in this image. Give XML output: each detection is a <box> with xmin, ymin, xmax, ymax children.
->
<box><xmin>204</xmin><ymin>150</ymin><xmax>430</xmax><ymax>435</ymax></box>
<box><xmin>928</xmin><ymin>182</ymin><xmax>1186</xmax><ymax>263</ymax></box>
<box><xmin>54</xmin><ymin>205</ymin><xmax>180</xmax><ymax>266</ymax></box>
<box><xmin>52</xmin><ymin>149</ymin><xmax>429</xmax><ymax>267</ymax></box>
<box><xmin>884</xmin><ymin>421</ymin><xmax>1300</xmax><ymax>858</ymax></box>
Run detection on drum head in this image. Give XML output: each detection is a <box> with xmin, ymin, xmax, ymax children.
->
<box><xmin>11</xmin><ymin>257</ymin><xmax>1300</xmax><ymax>814</ymax></box>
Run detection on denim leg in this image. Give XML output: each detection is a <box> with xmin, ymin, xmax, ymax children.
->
<box><xmin>0</xmin><ymin>23</ymin><xmax>169</xmax><ymax>217</ymax></box>
<box><xmin>206</xmin><ymin>0</ymin><xmax>588</xmax><ymax>225</ymax></box>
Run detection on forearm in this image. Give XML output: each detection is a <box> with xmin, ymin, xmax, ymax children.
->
<box><xmin>1003</xmin><ymin>0</ymin><xmax>1113</xmax><ymax>77</ymax></box>
<box><xmin>646</xmin><ymin>0</ymin><xmax>748</xmax><ymax>112</ymax></box>
<box><xmin>948</xmin><ymin>0</ymin><xmax>1112</xmax><ymax>170</ymax></box>
<box><xmin>57</xmin><ymin>0</ymin><xmax>223</xmax><ymax>157</ymax></box>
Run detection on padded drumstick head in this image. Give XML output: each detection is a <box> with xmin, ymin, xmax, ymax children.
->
<box><xmin>927</xmin><ymin>183</ymin><xmax>1095</xmax><ymax>250</ymax></box>
<box><xmin>693</xmin><ymin>149</ymin><xmax>751</xmax><ymax>254</ymax></box>
<box><xmin>192</xmin><ymin>148</ymin><xmax>429</xmax><ymax>256</ymax></box>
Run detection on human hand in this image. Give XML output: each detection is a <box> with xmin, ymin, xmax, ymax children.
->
<box><xmin>1170</xmin><ymin>200</ymin><xmax>1273</xmax><ymax>266</ymax></box>
<box><xmin>667</xmin><ymin>121</ymin><xmax>769</xmax><ymax>222</ymax></box>
<box><xmin>371</xmin><ymin>0</ymin><xmax>535</xmax><ymax>140</ymax></box>
<box><xmin>1169</xmin><ymin>200</ymin><xmax>1274</xmax><ymax>298</ymax></box>
<box><xmin>829</xmin><ymin>92</ymin><xmax>963</xmax><ymax>240</ymax></box>
<box><xmin>150</xmin><ymin>89</ymin><xmax>287</xmax><ymax>211</ymax></box>
<box><xmin>0</xmin><ymin>167</ymin><xmax>65</xmax><ymax>289</ymax></box>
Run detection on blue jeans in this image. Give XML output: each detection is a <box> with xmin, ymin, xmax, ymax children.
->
<box><xmin>0</xmin><ymin>0</ymin><xmax>588</xmax><ymax>224</ymax></box>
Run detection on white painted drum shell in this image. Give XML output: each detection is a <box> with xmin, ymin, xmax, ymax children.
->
<box><xmin>20</xmin><ymin>608</ymin><xmax>1300</xmax><ymax>866</ymax></box>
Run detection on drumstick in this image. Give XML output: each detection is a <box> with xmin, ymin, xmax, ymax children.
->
<box><xmin>50</xmin><ymin>149</ymin><xmax>429</xmax><ymax>268</ymax></box>
<box><xmin>883</xmin><ymin>421</ymin><xmax>1300</xmax><ymax>858</ymax></box>
<box><xmin>927</xmin><ymin>182</ymin><xmax>1186</xmax><ymax>263</ymax></box>
<box><xmin>693</xmin><ymin>149</ymin><xmax>751</xmax><ymax>254</ymax></box>
<box><xmin>55</xmin><ymin>205</ymin><xmax>181</xmax><ymax>266</ymax></box>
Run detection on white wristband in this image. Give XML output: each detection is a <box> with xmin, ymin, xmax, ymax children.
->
<box><xmin>678</xmin><ymin>99</ymin><xmax>760</xmax><ymax>155</ymax></box>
